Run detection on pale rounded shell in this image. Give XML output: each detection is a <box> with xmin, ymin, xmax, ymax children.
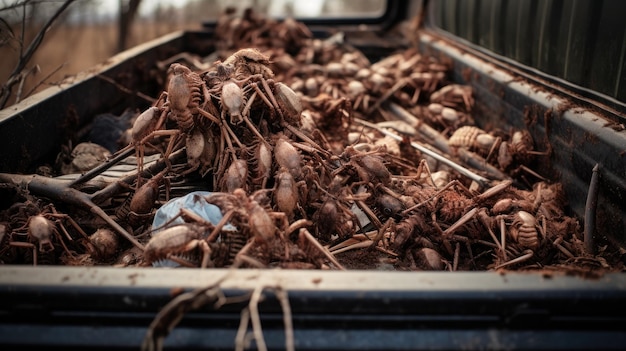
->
<box><xmin>131</xmin><ymin>107</ymin><xmax>159</xmax><ymax>141</ymax></box>
<box><xmin>274</xmin><ymin>137</ymin><xmax>302</xmax><ymax>179</ymax></box>
<box><xmin>29</xmin><ymin>215</ymin><xmax>54</xmax><ymax>242</ymax></box>
<box><xmin>510</xmin><ymin>211</ymin><xmax>539</xmax><ymax>249</ymax></box>
<box><xmin>167</xmin><ymin>68</ymin><xmax>192</xmax><ymax>111</ymax></box>
<box><xmin>185</xmin><ymin>129</ymin><xmax>206</xmax><ymax>162</ymax></box>
<box><xmin>274</xmin><ymin>170</ymin><xmax>298</xmax><ymax>215</ymax></box>
<box><xmin>414</xmin><ymin>247</ymin><xmax>445</xmax><ymax>270</ymax></box>
<box><xmin>348</xmin><ymin>80</ymin><xmax>365</xmax><ymax>97</ymax></box>
<box><xmin>427</xmin><ymin>103</ymin><xmax>444</xmax><ymax>114</ymax></box>
<box><xmin>221</xmin><ymin>81</ymin><xmax>244</xmax><ymax>122</ymax></box>
<box><xmin>62</xmin><ymin>142</ymin><xmax>112</xmax><ymax>174</ymax></box>
<box><xmin>90</xmin><ymin>228</ymin><xmax>119</xmax><ymax>259</ymax></box>
<box><xmin>440</xmin><ymin>107</ymin><xmax>459</xmax><ymax>122</ymax></box>
<box><xmin>275</xmin><ymin>82</ymin><xmax>302</xmax><ymax>120</ymax></box>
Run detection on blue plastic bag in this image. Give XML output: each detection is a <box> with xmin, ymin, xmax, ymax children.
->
<box><xmin>149</xmin><ymin>191</ymin><xmax>237</xmax><ymax>267</ymax></box>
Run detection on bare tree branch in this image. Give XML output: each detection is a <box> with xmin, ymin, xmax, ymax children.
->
<box><xmin>96</xmin><ymin>74</ymin><xmax>156</xmax><ymax>104</ymax></box>
<box><xmin>23</xmin><ymin>62</ymin><xmax>65</xmax><ymax>99</ymax></box>
<box><xmin>0</xmin><ymin>17</ymin><xmax>15</xmax><ymax>46</ymax></box>
<box><xmin>0</xmin><ymin>0</ymin><xmax>32</xmax><ymax>12</ymax></box>
<box><xmin>14</xmin><ymin>64</ymin><xmax>40</xmax><ymax>103</ymax></box>
<box><xmin>0</xmin><ymin>0</ymin><xmax>56</xmax><ymax>14</ymax></box>
<box><xmin>0</xmin><ymin>0</ymin><xmax>76</xmax><ymax>109</ymax></box>
<box><xmin>19</xmin><ymin>0</ymin><xmax>27</xmax><ymax>56</ymax></box>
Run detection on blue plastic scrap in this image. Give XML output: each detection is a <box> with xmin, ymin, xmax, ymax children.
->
<box><xmin>151</xmin><ymin>191</ymin><xmax>236</xmax><ymax>233</ymax></box>
<box><xmin>150</xmin><ymin>191</ymin><xmax>237</xmax><ymax>267</ymax></box>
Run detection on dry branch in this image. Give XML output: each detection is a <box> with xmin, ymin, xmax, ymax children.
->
<box><xmin>0</xmin><ymin>0</ymin><xmax>76</xmax><ymax>109</ymax></box>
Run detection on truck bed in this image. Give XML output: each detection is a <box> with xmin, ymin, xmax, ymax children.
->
<box><xmin>0</xmin><ymin>1</ymin><xmax>625</xmax><ymax>349</ymax></box>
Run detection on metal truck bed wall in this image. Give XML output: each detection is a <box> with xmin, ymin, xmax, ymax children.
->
<box><xmin>1</xmin><ymin>266</ymin><xmax>625</xmax><ymax>350</ymax></box>
<box><xmin>1</xmin><ymin>0</ymin><xmax>626</xmax><ymax>349</ymax></box>
<box><xmin>421</xmin><ymin>0</ymin><xmax>626</xmax><ymax>246</ymax></box>
<box><xmin>416</xmin><ymin>30</ymin><xmax>626</xmax><ymax>248</ymax></box>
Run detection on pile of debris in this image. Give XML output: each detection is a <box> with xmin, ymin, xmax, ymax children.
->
<box><xmin>0</xmin><ymin>9</ymin><xmax>621</xmax><ymax>274</ymax></box>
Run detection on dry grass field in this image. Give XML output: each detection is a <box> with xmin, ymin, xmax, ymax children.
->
<box><xmin>0</xmin><ymin>19</ymin><xmax>200</xmax><ymax>107</ymax></box>
<box><xmin>0</xmin><ymin>0</ymin><xmax>382</xmax><ymax>108</ymax></box>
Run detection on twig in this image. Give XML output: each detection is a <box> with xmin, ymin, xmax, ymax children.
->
<box><xmin>237</xmin><ymin>254</ymin><xmax>267</xmax><ymax>268</ymax></box>
<box><xmin>330</xmin><ymin>240</ymin><xmax>371</xmax><ymax>255</ymax></box>
<box><xmin>300</xmin><ymin>228</ymin><xmax>345</xmax><ymax>270</ymax></box>
<box><xmin>477</xmin><ymin>209</ymin><xmax>502</xmax><ymax>252</ymax></box>
<box><xmin>14</xmin><ymin>65</ymin><xmax>39</xmax><ymax>103</ymax></box>
<box><xmin>96</xmin><ymin>74</ymin><xmax>156</xmax><ymax>103</ymax></box>
<box><xmin>375</xmin><ymin>105</ymin><xmax>512</xmax><ymax>182</ymax></box>
<box><xmin>235</xmin><ymin>307</ymin><xmax>252</xmax><ymax>351</ymax></box>
<box><xmin>369</xmin><ymin>218</ymin><xmax>393</xmax><ymax>249</ymax></box>
<box><xmin>0</xmin><ymin>0</ymin><xmax>77</xmax><ymax>109</ymax></box>
<box><xmin>500</xmin><ymin>216</ymin><xmax>507</xmax><ymax>261</ymax></box>
<box><xmin>553</xmin><ymin>237</ymin><xmax>575</xmax><ymax>259</ymax></box>
<box><xmin>23</xmin><ymin>62</ymin><xmax>66</xmax><ymax>98</ymax></box>
<box><xmin>249</xmin><ymin>285</ymin><xmax>268</xmax><ymax>351</ymax></box>
<box><xmin>354</xmin><ymin>117</ymin><xmax>492</xmax><ymax>186</ymax></box>
<box><xmin>0</xmin><ymin>0</ymin><xmax>40</xmax><ymax>12</ymax></box>
<box><xmin>367</xmin><ymin>79</ymin><xmax>408</xmax><ymax>114</ymax></box>
<box><xmin>276</xmin><ymin>288</ymin><xmax>295</xmax><ymax>351</ymax></box>
<box><xmin>19</xmin><ymin>0</ymin><xmax>26</xmax><ymax>56</ymax></box>
<box><xmin>0</xmin><ymin>17</ymin><xmax>15</xmax><ymax>46</ymax></box>
<box><xmin>494</xmin><ymin>249</ymin><xmax>534</xmax><ymax>270</ymax></box>
<box><xmin>387</xmin><ymin>102</ymin><xmax>451</xmax><ymax>154</ymax></box>
<box><xmin>234</xmin><ymin>285</ymin><xmax>294</xmax><ymax>351</ymax></box>
<box><xmin>141</xmin><ymin>273</ymin><xmax>233</xmax><ymax>351</ymax></box>
<box><xmin>584</xmin><ymin>164</ymin><xmax>600</xmax><ymax>255</ymax></box>
<box><xmin>442</xmin><ymin>207</ymin><xmax>478</xmax><ymax>236</ymax></box>
<box><xmin>0</xmin><ymin>172</ymin><xmax>144</xmax><ymax>250</ymax></box>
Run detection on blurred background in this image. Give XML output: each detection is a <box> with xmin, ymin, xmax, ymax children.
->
<box><xmin>0</xmin><ymin>0</ymin><xmax>384</xmax><ymax>109</ymax></box>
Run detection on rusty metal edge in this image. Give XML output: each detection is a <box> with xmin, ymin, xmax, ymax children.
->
<box><xmin>0</xmin><ymin>265</ymin><xmax>625</xmax><ymax>290</ymax></box>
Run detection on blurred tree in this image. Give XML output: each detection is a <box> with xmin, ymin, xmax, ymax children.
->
<box><xmin>117</xmin><ymin>0</ymin><xmax>141</xmax><ymax>52</ymax></box>
<box><xmin>182</xmin><ymin>0</ymin><xmax>222</xmax><ymax>23</ymax></box>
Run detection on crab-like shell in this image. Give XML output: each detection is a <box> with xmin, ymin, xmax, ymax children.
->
<box><xmin>221</xmin><ymin>80</ymin><xmax>244</xmax><ymax>124</ymax></box>
<box><xmin>413</xmin><ymin>247</ymin><xmax>445</xmax><ymax>270</ymax></box>
<box><xmin>250</xmin><ymin>141</ymin><xmax>272</xmax><ymax>185</ymax></box>
<box><xmin>185</xmin><ymin>128</ymin><xmax>206</xmax><ymax>168</ymax></box>
<box><xmin>168</xmin><ymin>64</ymin><xmax>193</xmax><ymax>111</ymax></box>
<box><xmin>377</xmin><ymin>193</ymin><xmax>404</xmax><ymax>217</ymax></box>
<box><xmin>130</xmin><ymin>176</ymin><xmax>160</xmax><ymax>216</ymax></box>
<box><xmin>89</xmin><ymin>228</ymin><xmax>119</xmax><ymax>260</ymax></box>
<box><xmin>274</xmin><ymin>136</ymin><xmax>302</xmax><ymax>179</ymax></box>
<box><xmin>131</xmin><ymin>107</ymin><xmax>160</xmax><ymax>142</ymax></box>
<box><xmin>315</xmin><ymin>200</ymin><xmax>338</xmax><ymax>242</ymax></box>
<box><xmin>224</xmin><ymin>48</ymin><xmax>274</xmax><ymax>79</ymax></box>
<box><xmin>510</xmin><ymin>130</ymin><xmax>535</xmax><ymax>164</ymax></box>
<box><xmin>167</xmin><ymin>63</ymin><xmax>204</xmax><ymax>132</ymax></box>
<box><xmin>510</xmin><ymin>211</ymin><xmax>539</xmax><ymax>250</ymax></box>
<box><xmin>355</xmin><ymin>154</ymin><xmax>391</xmax><ymax>184</ymax></box>
<box><xmin>144</xmin><ymin>224</ymin><xmax>204</xmax><ymax>264</ymax></box>
<box><xmin>223</xmin><ymin>159</ymin><xmax>248</xmax><ymax>193</ymax></box>
<box><xmin>274</xmin><ymin>168</ymin><xmax>299</xmax><ymax>217</ymax></box>
<box><xmin>449</xmin><ymin>126</ymin><xmax>497</xmax><ymax>154</ymax></box>
<box><xmin>29</xmin><ymin>215</ymin><xmax>55</xmax><ymax>252</ymax></box>
<box><xmin>247</xmin><ymin>200</ymin><xmax>276</xmax><ymax>243</ymax></box>
<box><xmin>274</xmin><ymin>82</ymin><xmax>302</xmax><ymax>124</ymax></box>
